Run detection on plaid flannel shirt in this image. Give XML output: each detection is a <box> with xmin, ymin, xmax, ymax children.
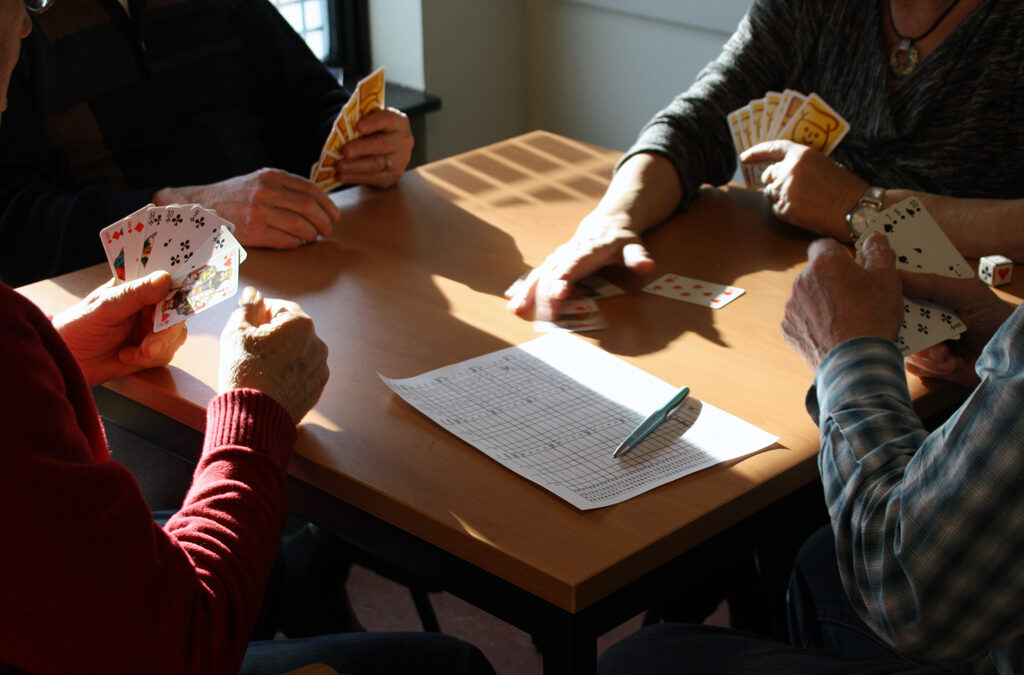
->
<box><xmin>809</xmin><ymin>304</ymin><xmax>1024</xmax><ymax>673</ymax></box>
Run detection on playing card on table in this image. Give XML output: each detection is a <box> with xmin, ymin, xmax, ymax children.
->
<box><xmin>857</xmin><ymin>197</ymin><xmax>974</xmax><ymax>279</ymax></box>
<box><xmin>153</xmin><ymin>247</ymin><xmax>240</xmax><ymax>332</ymax></box>
<box><xmin>897</xmin><ymin>296</ymin><xmax>966</xmax><ymax>356</ymax></box>
<box><xmin>570</xmin><ymin>275</ymin><xmax>625</xmax><ymax>300</ymax></box>
<box><xmin>533</xmin><ymin>297</ymin><xmax>608</xmax><ymax>333</ymax></box>
<box><xmin>642</xmin><ymin>274</ymin><xmax>745</xmax><ymax>309</ymax></box>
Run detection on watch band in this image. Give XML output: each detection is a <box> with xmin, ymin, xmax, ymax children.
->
<box><xmin>845</xmin><ymin>186</ymin><xmax>886</xmax><ymax>240</ymax></box>
<box><xmin>858</xmin><ymin>185</ymin><xmax>885</xmax><ymax>210</ymax></box>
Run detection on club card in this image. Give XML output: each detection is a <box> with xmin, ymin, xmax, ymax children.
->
<box><xmin>153</xmin><ymin>248</ymin><xmax>239</xmax><ymax>332</ymax></box>
<box><xmin>180</xmin><ymin>223</ymin><xmax>246</xmax><ymax>277</ymax></box>
<box><xmin>776</xmin><ymin>92</ymin><xmax>850</xmax><ymax>156</ymax></box>
<box><xmin>642</xmin><ymin>274</ymin><xmax>745</xmax><ymax>309</ymax></box>
<box><xmin>857</xmin><ymin>197</ymin><xmax>974</xmax><ymax>279</ymax></box>
<box><xmin>137</xmin><ymin>204</ymin><xmax>202</xmax><ymax>276</ymax></box>
<box><xmin>897</xmin><ymin>296</ymin><xmax>966</xmax><ymax>356</ymax></box>
<box><xmin>533</xmin><ymin>297</ymin><xmax>608</xmax><ymax>333</ymax></box>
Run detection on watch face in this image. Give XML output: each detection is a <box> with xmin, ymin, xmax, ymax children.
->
<box><xmin>848</xmin><ymin>206</ymin><xmax>875</xmax><ymax>236</ymax></box>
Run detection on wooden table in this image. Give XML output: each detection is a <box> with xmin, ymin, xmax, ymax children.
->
<box><xmin>20</xmin><ymin>131</ymin><xmax>1019</xmax><ymax>673</ymax></box>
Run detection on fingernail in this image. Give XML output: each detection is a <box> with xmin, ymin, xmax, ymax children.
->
<box><xmin>147</xmin><ymin>339</ymin><xmax>162</xmax><ymax>357</ymax></box>
<box><xmin>241</xmin><ymin>286</ymin><xmax>259</xmax><ymax>304</ymax></box>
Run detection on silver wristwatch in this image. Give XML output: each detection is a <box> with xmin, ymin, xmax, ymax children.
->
<box><xmin>845</xmin><ymin>186</ymin><xmax>885</xmax><ymax>240</ymax></box>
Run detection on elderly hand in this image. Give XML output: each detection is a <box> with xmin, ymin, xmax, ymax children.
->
<box><xmin>219</xmin><ymin>287</ymin><xmax>329</xmax><ymax>424</ymax></box>
<box><xmin>53</xmin><ymin>271</ymin><xmax>188</xmax><ymax>386</ymax></box>
<box><xmin>154</xmin><ymin>168</ymin><xmax>342</xmax><ymax>249</ymax></box>
<box><xmin>781</xmin><ymin>234</ymin><xmax>904</xmax><ymax>371</ymax></box>
<box><xmin>899</xmin><ymin>271</ymin><xmax>1014</xmax><ymax>386</ymax></box>
<box><xmin>334</xmin><ymin>107</ymin><xmax>414</xmax><ymax>189</ymax></box>
<box><xmin>504</xmin><ymin>211</ymin><xmax>655</xmax><ymax>321</ymax></box>
<box><xmin>741</xmin><ymin>140</ymin><xmax>866</xmax><ymax>240</ymax></box>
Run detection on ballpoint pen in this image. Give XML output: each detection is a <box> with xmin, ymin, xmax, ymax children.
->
<box><xmin>612</xmin><ymin>386</ymin><xmax>690</xmax><ymax>459</ymax></box>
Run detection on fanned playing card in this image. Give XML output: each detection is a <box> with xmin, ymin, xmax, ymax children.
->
<box><xmin>897</xmin><ymin>296</ymin><xmax>966</xmax><ymax>357</ymax></box>
<box><xmin>728</xmin><ymin>89</ymin><xmax>847</xmax><ymax>190</ymax></box>
<box><xmin>642</xmin><ymin>274</ymin><xmax>745</xmax><ymax>309</ymax></box>
<box><xmin>857</xmin><ymin>197</ymin><xmax>974</xmax><ymax>279</ymax></box>
<box><xmin>153</xmin><ymin>248</ymin><xmax>240</xmax><ymax>332</ymax></box>
<box><xmin>99</xmin><ymin>204</ymin><xmax>246</xmax><ymax>332</ymax></box>
<box><xmin>854</xmin><ymin>198</ymin><xmax>969</xmax><ymax>356</ymax></box>
<box><xmin>99</xmin><ymin>217</ymin><xmax>130</xmax><ymax>282</ymax></box>
<box><xmin>775</xmin><ymin>92</ymin><xmax>850</xmax><ymax>156</ymax></box>
<box><xmin>311</xmin><ymin>66</ymin><xmax>387</xmax><ymax>192</ymax></box>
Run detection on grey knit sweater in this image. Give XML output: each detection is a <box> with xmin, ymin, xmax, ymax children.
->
<box><xmin>624</xmin><ymin>0</ymin><xmax>1024</xmax><ymax>208</ymax></box>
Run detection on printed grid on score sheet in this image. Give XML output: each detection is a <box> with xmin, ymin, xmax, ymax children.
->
<box><xmin>385</xmin><ymin>348</ymin><xmax>739</xmax><ymax>509</ymax></box>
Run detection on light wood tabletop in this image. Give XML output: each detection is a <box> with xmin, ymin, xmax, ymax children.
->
<box><xmin>19</xmin><ymin>131</ymin><xmax>1020</xmax><ymax>670</ymax></box>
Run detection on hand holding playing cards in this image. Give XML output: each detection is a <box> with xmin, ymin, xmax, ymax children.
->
<box><xmin>899</xmin><ymin>271</ymin><xmax>1015</xmax><ymax>386</ymax></box>
<box><xmin>53</xmin><ymin>271</ymin><xmax>188</xmax><ymax>387</ymax></box>
<box><xmin>505</xmin><ymin>211</ymin><xmax>655</xmax><ymax>321</ymax></box>
<box><xmin>741</xmin><ymin>140</ymin><xmax>865</xmax><ymax>239</ymax></box>
<box><xmin>782</xmin><ymin>235</ymin><xmax>904</xmax><ymax>371</ymax></box>
<box><xmin>154</xmin><ymin>168</ymin><xmax>341</xmax><ymax>249</ymax></box>
<box><xmin>335</xmin><ymin>108</ymin><xmax>413</xmax><ymax>188</ymax></box>
<box><xmin>218</xmin><ymin>287</ymin><xmax>329</xmax><ymax>424</ymax></box>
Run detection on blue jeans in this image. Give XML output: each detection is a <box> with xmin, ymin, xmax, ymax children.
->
<box><xmin>598</xmin><ymin>526</ymin><xmax>975</xmax><ymax>674</ymax></box>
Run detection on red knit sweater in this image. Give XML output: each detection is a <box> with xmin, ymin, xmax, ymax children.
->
<box><xmin>0</xmin><ymin>283</ymin><xmax>297</xmax><ymax>674</ymax></box>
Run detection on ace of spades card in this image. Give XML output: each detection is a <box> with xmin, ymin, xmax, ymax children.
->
<box><xmin>855</xmin><ymin>198</ymin><xmax>970</xmax><ymax>356</ymax></box>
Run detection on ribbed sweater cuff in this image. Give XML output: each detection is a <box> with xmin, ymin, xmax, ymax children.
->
<box><xmin>205</xmin><ymin>389</ymin><xmax>297</xmax><ymax>470</ymax></box>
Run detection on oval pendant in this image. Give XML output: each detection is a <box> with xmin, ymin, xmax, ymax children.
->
<box><xmin>889</xmin><ymin>42</ymin><xmax>919</xmax><ymax>79</ymax></box>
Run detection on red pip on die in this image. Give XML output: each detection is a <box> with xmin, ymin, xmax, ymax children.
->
<box><xmin>979</xmin><ymin>255</ymin><xmax>1013</xmax><ymax>287</ymax></box>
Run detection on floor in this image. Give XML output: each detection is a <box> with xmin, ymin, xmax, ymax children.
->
<box><xmin>345</xmin><ymin>563</ymin><xmax>729</xmax><ymax>675</ymax></box>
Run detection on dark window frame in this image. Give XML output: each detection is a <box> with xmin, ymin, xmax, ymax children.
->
<box><xmin>324</xmin><ymin>0</ymin><xmax>371</xmax><ymax>77</ymax></box>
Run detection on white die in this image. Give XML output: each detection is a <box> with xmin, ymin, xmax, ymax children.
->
<box><xmin>979</xmin><ymin>255</ymin><xmax>1013</xmax><ymax>286</ymax></box>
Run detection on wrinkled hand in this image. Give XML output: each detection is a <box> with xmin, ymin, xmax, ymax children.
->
<box><xmin>334</xmin><ymin>108</ymin><xmax>414</xmax><ymax>188</ymax></box>
<box><xmin>155</xmin><ymin>168</ymin><xmax>341</xmax><ymax>249</ymax></box>
<box><xmin>219</xmin><ymin>287</ymin><xmax>329</xmax><ymax>424</ymax></box>
<box><xmin>900</xmin><ymin>271</ymin><xmax>1014</xmax><ymax>386</ymax></box>
<box><xmin>53</xmin><ymin>271</ymin><xmax>188</xmax><ymax>386</ymax></box>
<box><xmin>781</xmin><ymin>234</ymin><xmax>904</xmax><ymax>371</ymax></box>
<box><xmin>741</xmin><ymin>140</ymin><xmax>865</xmax><ymax>239</ymax></box>
<box><xmin>504</xmin><ymin>211</ymin><xmax>655</xmax><ymax>321</ymax></box>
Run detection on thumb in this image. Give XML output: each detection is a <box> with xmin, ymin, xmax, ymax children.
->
<box><xmin>859</xmin><ymin>233</ymin><xmax>896</xmax><ymax>274</ymax></box>
<box><xmin>224</xmin><ymin>286</ymin><xmax>268</xmax><ymax>334</ymax></box>
<box><xmin>119</xmin><ymin>270</ymin><xmax>174</xmax><ymax>308</ymax></box>
<box><xmin>622</xmin><ymin>242</ymin><xmax>656</xmax><ymax>274</ymax></box>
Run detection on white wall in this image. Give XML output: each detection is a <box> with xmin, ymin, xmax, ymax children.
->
<box><xmin>368</xmin><ymin>0</ymin><xmax>425</xmax><ymax>90</ymax></box>
<box><xmin>369</xmin><ymin>0</ymin><xmax>750</xmax><ymax>161</ymax></box>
